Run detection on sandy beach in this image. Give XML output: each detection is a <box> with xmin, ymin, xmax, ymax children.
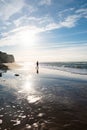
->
<box><xmin>3</xmin><ymin>63</ymin><xmax>22</xmax><ymax>70</ymax></box>
<box><xmin>0</xmin><ymin>63</ymin><xmax>87</xmax><ymax>130</ymax></box>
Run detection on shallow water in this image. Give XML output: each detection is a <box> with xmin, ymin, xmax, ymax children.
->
<box><xmin>0</xmin><ymin>64</ymin><xmax>87</xmax><ymax>130</ymax></box>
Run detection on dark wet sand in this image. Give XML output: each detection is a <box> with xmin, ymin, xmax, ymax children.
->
<box><xmin>0</xmin><ymin>66</ymin><xmax>87</xmax><ymax>130</ymax></box>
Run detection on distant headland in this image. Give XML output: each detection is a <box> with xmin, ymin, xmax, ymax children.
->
<box><xmin>0</xmin><ymin>51</ymin><xmax>15</xmax><ymax>63</ymax></box>
<box><xmin>0</xmin><ymin>51</ymin><xmax>15</xmax><ymax>70</ymax></box>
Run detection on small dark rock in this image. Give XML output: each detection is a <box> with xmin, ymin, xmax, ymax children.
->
<box><xmin>15</xmin><ymin>74</ymin><xmax>19</xmax><ymax>76</ymax></box>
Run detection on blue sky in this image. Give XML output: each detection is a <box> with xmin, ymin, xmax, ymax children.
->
<box><xmin>0</xmin><ymin>0</ymin><xmax>87</xmax><ymax>62</ymax></box>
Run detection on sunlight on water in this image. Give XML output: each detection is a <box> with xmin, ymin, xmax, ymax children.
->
<box><xmin>24</xmin><ymin>81</ymin><xmax>32</xmax><ymax>92</ymax></box>
<box><xmin>18</xmin><ymin>74</ymin><xmax>41</xmax><ymax>103</ymax></box>
<box><xmin>18</xmin><ymin>76</ymin><xmax>34</xmax><ymax>93</ymax></box>
<box><xmin>27</xmin><ymin>95</ymin><xmax>41</xmax><ymax>103</ymax></box>
<box><xmin>19</xmin><ymin>62</ymin><xmax>34</xmax><ymax>70</ymax></box>
<box><xmin>18</xmin><ymin>81</ymin><xmax>33</xmax><ymax>93</ymax></box>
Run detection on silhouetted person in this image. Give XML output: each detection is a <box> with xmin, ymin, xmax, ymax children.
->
<box><xmin>36</xmin><ymin>61</ymin><xmax>39</xmax><ymax>68</ymax></box>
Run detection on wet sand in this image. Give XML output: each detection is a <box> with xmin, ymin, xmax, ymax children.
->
<box><xmin>0</xmin><ymin>64</ymin><xmax>87</xmax><ymax>130</ymax></box>
<box><xmin>4</xmin><ymin>63</ymin><xmax>22</xmax><ymax>70</ymax></box>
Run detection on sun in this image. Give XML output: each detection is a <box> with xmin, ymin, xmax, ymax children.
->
<box><xmin>17</xmin><ymin>28</ymin><xmax>38</xmax><ymax>47</ymax></box>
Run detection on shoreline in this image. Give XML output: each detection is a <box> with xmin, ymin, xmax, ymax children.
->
<box><xmin>0</xmin><ymin>62</ymin><xmax>87</xmax><ymax>81</ymax></box>
<box><xmin>1</xmin><ymin>62</ymin><xmax>87</xmax><ymax>81</ymax></box>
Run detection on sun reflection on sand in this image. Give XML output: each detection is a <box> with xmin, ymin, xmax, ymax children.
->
<box><xmin>18</xmin><ymin>76</ymin><xmax>34</xmax><ymax>93</ymax></box>
<box><xmin>18</xmin><ymin>75</ymin><xmax>42</xmax><ymax>103</ymax></box>
<box><xmin>27</xmin><ymin>95</ymin><xmax>41</xmax><ymax>103</ymax></box>
<box><xmin>19</xmin><ymin>62</ymin><xmax>34</xmax><ymax>71</ymax></box>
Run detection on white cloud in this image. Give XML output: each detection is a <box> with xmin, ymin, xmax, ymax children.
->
<box><xmin>13</xmin><ymin>13</ymin><xmax>81</xmax><ymax>33</ymax></box>
<box><xmin>0</xmin><ymin>25</ymin><xmax>44</xmax><ymax>47</ymax></box>
<box><xmin>76</xmin><ymin>8</ymin><xmax>87</xmax><ymax>14</ymax></box>
<box><xmin>13</xmin><ymin>15</ymin><xmax>76</xmax><ymax>33</ymax></box>
<box><xmin>13</xmin><ymin>16</ymin><xmax>27</xmax><ymax>27</ymax></box>
<box><xmin>45</xmin><ymin>7</ymin><xmax>87</xmax><ymax>30</ymax></box>
<box><xmin>11</xmin><ymin>26</ymin><xmax>43</xmax><ymax>34</ymax></box>
<box><xmin>44</xmin><ymin>14</ymin><xmax>80</xmax><ymax>31</ymax></box>
<box><xmin>60</xmin><ymin>15</ymin><xmax>81</xmax><ymax>28</ymax></box>
<box><xmin>13</xmin><ymin>16</ymin><xmax>40</xmax><ymax>27</ymax></box>
<box><xmin>13</xmin><ymin>15</ymin><xmax>53</xmax><ymax>28</ymax></box>
<box><xmin>39</xmin><ymin>0</ymin><xmax>51</xmax><ymax>6</ymax></box>
<box><xmin>25</xmin><ymin>4</ymin><xmax>38</xmax><ymax>13</ymax></box>
<box><xmin>45</xmin><ymin>22</ymin><xmax>61</xmax><ymax>30</ymax></box>
<box><xmin>0</xmin><ymin>0</ymin><xmax>25</xmax><ymax>20</ymax></box>
<box><xmin>75</xmin><ymin>8</ymin><xmax>87</xmax><ymax>18</ymax></box>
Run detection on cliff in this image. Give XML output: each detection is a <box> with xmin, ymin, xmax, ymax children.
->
<box><xmin>0</xmin><ymin>51</ymin><xmax>15</xmax><ymax>63</ymax></box>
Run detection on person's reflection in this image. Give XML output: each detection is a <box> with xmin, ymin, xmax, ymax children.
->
<box><xmin>36</xmin><ymin>68</ymin><xmax>39</xmax><ymax>74</ymax></box>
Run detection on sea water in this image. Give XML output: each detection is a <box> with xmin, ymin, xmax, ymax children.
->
<box><xmin>41</xmin><ymin>62</ymin><xmax>87</xmax><ymax>75</ymax></box>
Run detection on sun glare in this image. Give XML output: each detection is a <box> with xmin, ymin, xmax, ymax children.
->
<box><xmin>17</xmin><ymin>28</ymin><xmax>38</xmax><ymax>47</ymax></box>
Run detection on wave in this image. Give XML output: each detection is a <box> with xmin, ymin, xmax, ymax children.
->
<box><xmin>41</xmin><ymin>62</ymin><xmax>87</xmax><ymax>75</ymax></box>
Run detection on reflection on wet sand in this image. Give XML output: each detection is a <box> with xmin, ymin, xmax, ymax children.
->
<box><xmin>36</xmin><ymin>66</ymin><xmax>39</xmax><ymax>74</ymax></box>
<box><xmin>18</xmin><ymin>75</ymin><xmax>42</xmax><ymax>105</ymax></box>
<box><xmin>36</xmin><ymin>68</ymin><xmax>39</xmax><ymax>74</ymax></box>
<box><xmin>18</xmin><ymin>77</ymin><xmax>33</xmax><ymax>93</ymax></box>
<box><xmin>0</xmin><ymin>66</ymin><xmax>87</xmax><ymax>130</ymax></box>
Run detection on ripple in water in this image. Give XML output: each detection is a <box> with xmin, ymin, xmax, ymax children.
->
<box><xmin>27</xmin><ymin>95</ymin><xmax>41</xmax><ymax>103</ymax></box>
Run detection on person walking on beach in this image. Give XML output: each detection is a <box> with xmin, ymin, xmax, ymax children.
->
<box><xmin>36</xmin><ymin>61</ymin><xmax>39</xmax><ymax>68</ymax></box>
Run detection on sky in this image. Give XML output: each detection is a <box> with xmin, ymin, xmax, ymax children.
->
<box><xmin>0</xmin><ymin>0</ymin><xmax>87</xmax><ymax>62</ymax></box>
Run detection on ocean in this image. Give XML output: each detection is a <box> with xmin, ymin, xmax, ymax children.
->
<box><xmin>41</xmin><ymin>62</ymin><xmax>87</xmax><ymax>75</ymax></box>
